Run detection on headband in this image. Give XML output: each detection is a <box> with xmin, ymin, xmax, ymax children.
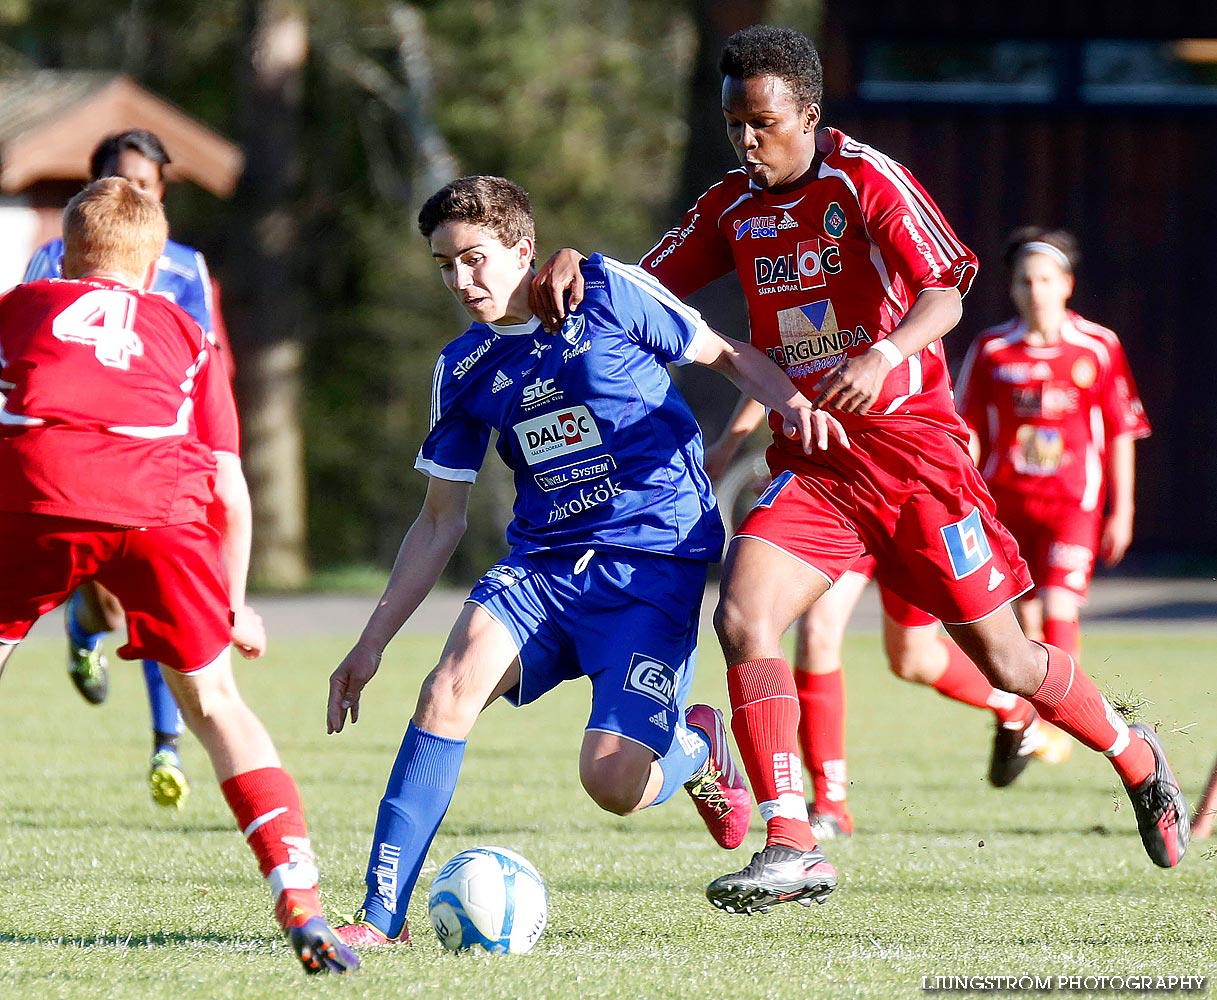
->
<box><xmin>1017</xmin><ymin>240</ymin><xmax>1071</xmax><ymax>271</ymax></box>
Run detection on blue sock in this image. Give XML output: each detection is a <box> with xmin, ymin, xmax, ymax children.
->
<box><xmin>649</xmin><ymin>717</ymin><xmax>709</xmax><ymax>807</ymax></box>
<box><xmin>142</xmin><ymin>660</ymin><xmax>183</xmax><ymax>744</ymax></box>
<box><xmin>65</xmin><ymin>593</ymin><xmax>105</xmax><ymax>652</ymax></box>
<box><xmin>359</xmin><ymin>723</ymin><xmax>465</xmax><ymax>939</ymax></box>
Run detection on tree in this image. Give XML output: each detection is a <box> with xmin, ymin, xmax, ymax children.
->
<box><xmin>224</xmin><ymin>0</ymin><xmax>310</xmax><ymax>588</ymax></box>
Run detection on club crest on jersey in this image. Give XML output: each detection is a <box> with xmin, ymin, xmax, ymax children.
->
<box><xmin>624</xmin><ymin>653</ymin><xmax>678</xmax><ymax>708</ymax></box>
<box><xmin>823</xmin><ymin>202</ymin><xmax>847</xmax><ymax>238</ymax></box>
<box><xmin>941</xmin><ymin>507</ymin><xmax>993</xmax><ymax>580</ymax></box>
<box><xmin>560</xmin><ymin>313</ymin><xmax>587</xmax><ymax>346</ymax></box>
<box><xmin>513</xmin><ymin>405</ymin><xmax>603</xmax><ymax>465</ymax></box>
<box><xmin>735</xmin><ymin>215</ymin><xmax>777</xmax><ymax>240</ymax></box>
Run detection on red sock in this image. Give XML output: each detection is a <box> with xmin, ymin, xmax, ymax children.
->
<box><xmin>932</xmin><ymin>639</ymin><xmax>1034</xmax><ymax>726</ymax></box>
<box><xmin>794</xmin><ymin>668</ymin><xmax>849</xmax><ymax>819</ymax></box>
<box><xmin>728</xmin><ymin>658</ymin><xmax>815</xmax><ymax>850</ymax></box>
<box><xmin>221</xmin><ymin>767</ymin><xmax>321</xmax><ymax>929</ymax></box>
<box><xmin>1028</xmin><ymin>642</ymin><xmax>1153</xmax><ymax>786</ymax></box>
<box><xmin>1043</xmin><ymin>617</ymin><xmax>1081</xmax><ymax>663</ymax></box>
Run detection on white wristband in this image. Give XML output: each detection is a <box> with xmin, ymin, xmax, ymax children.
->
<box><xmin>869</xmin><ymin>339</ymin><xmax>904</xmax><ymax>367</ymax></box>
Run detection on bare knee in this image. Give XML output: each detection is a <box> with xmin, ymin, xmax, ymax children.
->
<box><xmin>885</xmin><ymin>631</ymin><xmax>946</xmax><ymax>684</ymax></box>
<box><xmin>414</xmin><ymin>670</ymin><xmax>480</xmax><ymax>738</ymax></box>
<box><xmin>580</xmin><ymin>758</ymin><xmax>647</xmax><ymax>816</ymax></box>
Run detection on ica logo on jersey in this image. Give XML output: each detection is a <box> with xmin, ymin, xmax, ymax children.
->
<box><xmin>754</xmin><ymin>239</ymin><xmax>841</xmax><ymax>294</ymax></box>
<box><xmin>513</xmin><ymin>405</ymin><xmax>603</xmax><ymax>465</ymax></box>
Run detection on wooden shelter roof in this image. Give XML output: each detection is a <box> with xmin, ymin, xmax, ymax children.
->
<box><xmin>0</xmin><ymin>71</ymin><xmax>242</xmax><ymax>197</ymax></box>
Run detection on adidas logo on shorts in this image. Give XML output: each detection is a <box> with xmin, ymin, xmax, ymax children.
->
<box><xmin>648</xmin><ymin>711</ymin><xmax>670</xmax><ymax>732</ymax></box>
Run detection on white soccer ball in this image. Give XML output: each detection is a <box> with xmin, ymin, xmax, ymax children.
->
<box><xmin>427</xmin><ymin>846</ymin><xmax>548</xmax><ymax>954</ymax></box>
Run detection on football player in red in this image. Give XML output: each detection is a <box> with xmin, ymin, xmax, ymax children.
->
<box><xmin>533</xmin><ymin>25</ymin><xmax>1188</xmax><ymax>910</ymax></box>
<box><xmin>957</xmin><ymin>228</ymin><xmax>1150</xmax><ymax>670</ymax></box>
<box><xmin>0</xmin><ymin>178</ymin><xmax>357</xmax><ymax>975</ymax></box>
<box><xmin>704</xmin><ymin>397</ymin><xmax>1056</xmax><ymax>842</ymax></box>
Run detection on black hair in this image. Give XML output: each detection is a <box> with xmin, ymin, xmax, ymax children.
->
<box><xmin>417</xmin><ymin>175</ymin><xmax>535</xmax><ymax>248</ymax></box>
<box><xmin>89</xmin><ymin>129</ymin><xmax>171</xmax><ymax>182</ymax></box>
<box><xmin>719</xmin><ymin>24</ymin><xmax>823</xmax><ymax>109</ymax></box>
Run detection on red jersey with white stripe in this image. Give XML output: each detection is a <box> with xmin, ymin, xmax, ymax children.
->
<box><xmin>955</xmin><ymin>311</ymin><xmax>1150</xmax><ymax>511</ymax></box>
<box><xmin>0</xmin><ymin>277</ymin><xmax>239</xmax><ymax>526</ymax></box>
<box><xmin>640</xmin><ymin>126</ymin><xmax>978</xmax><ymax>470</ymax></box>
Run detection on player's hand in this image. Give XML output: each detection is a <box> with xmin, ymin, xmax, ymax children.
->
<box><xmin>327</xmin><ymin>641</ymin><xmax>383</xmax><ymax>734</ymax></box>
<box><xmin>779</xmin><ymin>396</ymin><xmax>850</xmax><ymax>453</ymax></box>
<box><xmin>1099</xmin><ymin>512</ymin><xmax>1133</xmax><ymax>567</ymax></box>
<box><xmin>231</xmin><ymin>605</ymin><xmax>266</xmax><ymax>659</ymax></box>
<box><xmin>529</xmin><ymin>249</ymin><xmax>587</xmax><ymax>332</ymax></box>
<box><xmin>812</xmin><ymin>350</ymin><xmax>889</xmax><ymax>413</ymax></box>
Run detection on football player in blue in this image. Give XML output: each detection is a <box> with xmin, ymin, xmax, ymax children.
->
<box><xmin>24</xmin><ymin>129</ymin><xmax>222</xmax><ymax>810</ymax></box>
<box><xmin>325</xmin><ymin>175</ymin><xmax>849</xmax><ymax>947</ymax></box>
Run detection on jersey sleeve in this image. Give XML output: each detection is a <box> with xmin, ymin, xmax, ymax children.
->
<box><xmin>23</xmin><ymin>240</ymin><xmax>63</xmax><ymax>282</ymax></box>
<box><xmin>599</xmin><ymin>256</ymin><xmax>712</xmax><ymax>366</ymax></box>
<box><xmin>638</xmin><ymin>186</ymin><xmax>736</xmax><ymax>299</ymax></box>
<box><xmin>1102</xmin><ymin>338</ymin><xmax>1151</xmax><ymax>440</ymax></box>
<box><xmin>855</xmin><ymin>156</ymin><xmax>978</xmax><ymax>298</ymax></box>
<box><xmin>174</xmin><ymin>250</ymin><xmax>215</xmax><ymax>334</ymax></box>
<box><xmin>192</xmin><ymin>332</ymin><xmax>240</xmax><ymax>455</ymax></box>
<box><xmin>414</xmin><ymin>352</ymin><xmax>491</xmax><ymax>482</ymax></box>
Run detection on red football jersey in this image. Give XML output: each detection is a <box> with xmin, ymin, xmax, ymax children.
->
<box><xmin>955</xmin><ymin>311</ymin><xmax>1150</xmax><ymax>510</ymax></box>
<box><xmin>640</xmin><ymin>127</ymin><xmax>978</xmax><ymax>469</ymax></box>
<box><xmin>0</xmin><ymin>277</ymin><xmax>239</xmax><ymax>526</ymax></box>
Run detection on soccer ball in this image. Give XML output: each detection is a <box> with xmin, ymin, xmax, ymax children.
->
<box><xmin>428</xmin><ymin>846</ymin><xmax>548</xmax><ymax>954</ymax></box>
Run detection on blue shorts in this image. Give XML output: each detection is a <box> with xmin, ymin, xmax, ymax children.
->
<box><xmin>466</xmin><ymin>549</ymin><xmax>708</xmax><ymax>756</ymax></box>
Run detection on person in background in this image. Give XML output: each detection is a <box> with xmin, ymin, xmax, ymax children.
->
<box><xmin>956</xmin><ymin>227</ymin><xmax>1150</xmax><ymax>672</ymax></box>
<box><xmin>24</xmin><ymin>128</ymin><xmax>233</xmax><ymax>810</ymax></box>
<box><xmin>0</xmin><ymin>178</ymin><xmax>357</xmax><ymax>975</ymax></box>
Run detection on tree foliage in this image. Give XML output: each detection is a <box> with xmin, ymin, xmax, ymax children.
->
<box><xmin>1</xmin><ymin>0</ymin><xmax>819</xmax><ymax>581</ymax></box>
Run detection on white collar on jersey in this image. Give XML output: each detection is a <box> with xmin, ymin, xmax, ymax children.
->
<box><xmin>488</xmin><ymin>316</ymin><xmax>542</xmax><ymax>337</ymax></box>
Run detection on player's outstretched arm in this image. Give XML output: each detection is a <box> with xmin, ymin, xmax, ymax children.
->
<box><xmin>529</xmin><ymin>249</ymin><xmax>587</xmax><ymax>331</ymax></box>
<box><xmin>694</xmin><ymin>329</ymin><xmax>848</xmax><ymax>455</ymax></box>
<box><xmin>327</xmin><ymin>477</ymin><xmax>472</xmax><ymax>734</ymax></box>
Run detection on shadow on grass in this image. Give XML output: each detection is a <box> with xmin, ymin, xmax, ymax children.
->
<box><xmin>0</xmin><ymin>929</ymin><xmax>280</xmax><ymax>948</ymax></box>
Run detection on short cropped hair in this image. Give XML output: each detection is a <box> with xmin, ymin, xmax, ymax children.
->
<box><xmin>89</xmin><ymin>129</ymin><xmax>172</xmax><ymax>182</ymax></box>
<box><xmin>62</xmin><ymin>177</ymin><xmax>168</xmax><ymax>280</ymax></box>
<box><xmin>719</xmin><ymin>25</ymin><xmax>824</xmax><ymax>109</ymax></box>
<box><xmin>417</xmin><ymin>175</ymin><xmax>535</xmax><ymax>249</ymax></box>
<box><xmin>1002</xmin><ymin>226</ymin><xmax>1080</xmax><ymax>273</ymax></box>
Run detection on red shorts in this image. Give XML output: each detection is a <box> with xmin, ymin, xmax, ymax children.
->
<box><xmin>848</xmin><ymin>554</ymin><xmax>937</xmax><ymax>628</ymax></box>
<box><xmin>737</xmin><ymin>424</ymin><xmax>1032</xmax><ymax>625</ymax></box>
<box><xmin>0</xmin><ymin>514</ymin><xmax>231</xmax><ymax>672</ymax></box>
<box><xmin>989</xmin><ymin>487</ymin><xmax>1100</xmax><ymax>602</ymax></box>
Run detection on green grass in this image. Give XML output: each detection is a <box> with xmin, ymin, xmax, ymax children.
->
<box><xmin>0</xmin><ymin>628</ymin><xmax>1214</xmax><ymax>999</ymax></box>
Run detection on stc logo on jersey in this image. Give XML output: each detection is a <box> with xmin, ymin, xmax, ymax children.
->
<box><xmin>513</xmin><ymin>405</ymin><xmax>603</xmax><ymax>465</ymax></box>
<box><xmin>754</xmin><ymin>239</ymin><xmax>842</xmax><ymax>295</ymax></box>
<box><xmin>521</xmin><ymin>376</ymin><xmax>563</xmax><ymax>409</ymax></box>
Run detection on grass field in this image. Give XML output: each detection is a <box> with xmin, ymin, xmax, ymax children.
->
<box><xmin>0</xmin><ymin>626</ymin><xmax>1213</xmax><ymax>999</ymax></box>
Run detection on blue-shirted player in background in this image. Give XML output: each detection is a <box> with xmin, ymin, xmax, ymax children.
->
<box><xmin>25</xmin><ymin>129</ymin><xmax>221</xmax><ymax>810</ymax></box>
<box><xmin>325</xmin><ymin>175</ymin><xmax>849</xmax><ymax>947</ymax></box>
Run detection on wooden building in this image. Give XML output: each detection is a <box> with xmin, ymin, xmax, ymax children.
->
<box><xmin>0</xmin><ymin>71</ymin><xmax>242</xmax><ymax>290</ymax></box>
<box><xmin>819</xmin><ymin>2</ymin><xmax>1217</xmax><ymax>562</ymax></box>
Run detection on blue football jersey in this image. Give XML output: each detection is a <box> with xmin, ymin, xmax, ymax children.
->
<box><xmin>24</xmin><ymin>236</ymin><xmax>214</xmax><ymax>333</ymax></box>
<box><xmin>416</xmin><ymin>254</ymin><xmax>725</xmax><ymax>561</ymax></box>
